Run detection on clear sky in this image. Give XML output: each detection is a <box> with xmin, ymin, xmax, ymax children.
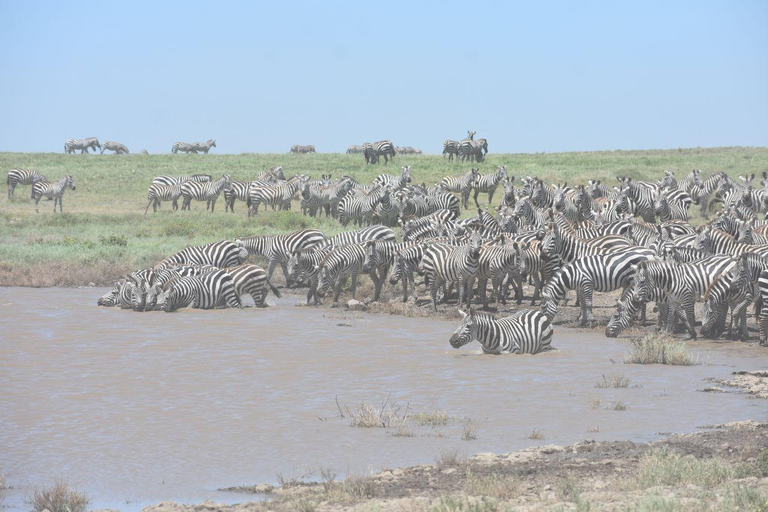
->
<box><xmin>1</xmin><ymin>1</ymin><xmax>766</xmax><ymax>154</ymax></box>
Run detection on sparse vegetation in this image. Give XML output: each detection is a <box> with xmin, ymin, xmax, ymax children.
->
<box><xmin>29</xmin><ymin>479</ymin><xmax>90</xmax><ymax>512</ymax></box>
<box><xmin>435</xmin><ymin>448</ymin><xmax>464</xmax><ymax>468</ymax></box>
<box><xmin>432</xmin><ymin>496</ymin><xmax>499</xmax><ymax>512</ymax></box>
<box><xmin>528</xmin><ymin>429</ymin><xmax>545</xmax><ymax>440</ymax></box>
<box><xmin>595</xmin><ymin>374</ymin><xmax>631</xmax><ymax>388</ymax></box>
<box><xmin>462</xmin><ymin>419</ymin><xmax>478</xmax><ymax>441</ymax></box>
<box><xmin>624</xmin><ymin>334</ymin><xmax>698</xmax><ymax>366</ymax></box>
<box><xmin>464</xmin><ymin>470</ymin><xmax>520</xmax><ymax>499</ymax></box>
<box><xmin>635</xmin><ymin>449</ymin><xmax>752</xmax><ymax>489</ymax></box>
<box><xmin>587</xmin><ymin>426</ymin><xmax>600</xmax><ymax>433</ymax></box>
<box><xmin>347</xmin><ymin>397</ymin><xmax>410</xmax><ymax>429</ymax></box>
<box><xmin>590</xmin><ymin>396</ymin><xmax>602</xmax><ymax>409</ymax></box>
<box><xmin>612</xmin><ymin>400</ymin><xmax>628</xmax><ymax>411</ymax></box>
<box><xmin>413</xmin><ymin>409</ymin><xmax>451</xmax><ymax>427</ymax></box>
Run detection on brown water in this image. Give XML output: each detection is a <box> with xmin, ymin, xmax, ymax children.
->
<box><xmin>1</xmin><ymin>287</ymin><xmax>766</xmax><ymax>510</ymax></box>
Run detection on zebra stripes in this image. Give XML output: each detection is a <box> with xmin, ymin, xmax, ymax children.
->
<box><xmin>317</xmin><ymin>242</ymin><xmax>378</xmax><ymax>304</ymax></box>
<box><xmin>419</xmin><ymin>229</ymin><xmax>484</xmax><ymax>311</ymax></box>
<box><xmin>450</xmin><ymin>309</ymin><xmax>554</xmax><ymax>354</ymax></box>
<box><xmin>162</xmin><ymin>270</ymin><xmax>242</xmax><ymax>312</ymax></box>
<box><xmin>33</xmin><ymin>175</ymin><xmax>75</xmax><ymax>213</ymax></box>
<box><xmin>363</xmin><ymin>140</ymin><xmax>395</xmax><ymax>165</ymax></box>
<box><xmin>156</xmin><ymin>240</ymin><xmax>247</xmax><ymax>270</ymax></box>
<box><xmin>442</xmin><ymin>140</ymin><xmax>460</xmax><ymax>162</ymax></box>
<box><xmin>171</xmin><ymin>140</ymin><xmax>215</xmax><ymax>154</ymax></box>
<box><xmin>152</xmin><ymin>174</ymin><xmax>212</xmax><ymax>186</ymax></box>
<box><xmin>7</xmin><ymin>168</ymin><xmax>48</xmax><ymax>199</ymax></box>
<box><xmin>471</xmin><ymin>166</ymin><xmax>507</xmax><ymax>208</ymax></box>
<box><xmin>101</xmin><ymin>141</ymin><xmax>129</xmax><ymax>154</ymax></box>
<box><xmin>223</xmin><ymin>263</ymin><xmax>282</xmax><ymax>307</ymax></box>
<box><xmin>65</xmin><ymin>138</ymin><xmax>100</xmax><ymax>154</ymax></box>
<box><xmin>181</xmin><ymin>174</ymin><xmax>231</xmax><ymax>212</ymax></box>
<box><xmin>440</xmin><ymin>168</ymin><xmax>479</xmax><ymax>210</ymax></box>
<box><xmin>145</xmin><ymin>183</ymin><xmax>183</xmax><ymax>214</ymax></box>
<box><xmin>236</xmin><ymin>229</ymin><xmax>326</xmax><ymax>286</ymax></box>
<box><xmin>247</xmin><ymin>176</ymin><xmax>306</xmax><ymax>216</ymax></box>
<box><xmin>373</xmin><ymin>166</ymin><xmax>412</xmax><ymax>190</ymax></box>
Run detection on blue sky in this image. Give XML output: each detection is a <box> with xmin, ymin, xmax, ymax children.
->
<box><xmin>1</xmin><ymin>1</ymin><xmax>766</xmax><ymax>154</ymax></box>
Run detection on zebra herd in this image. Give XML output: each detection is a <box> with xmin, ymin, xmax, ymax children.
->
<box><xmin>62</xmin><ymin>137</ymin><xmax>214</xmax><ymax>155</ymax></box>
<box><xmin>171</xmin><ymin>139</ymin><xmax>217</xmax><ymax>154</ymax></box>
<box><xmin>443</xmin><ymin>131</ymin><xmax>489</xmax><ymax>163</ymax></box>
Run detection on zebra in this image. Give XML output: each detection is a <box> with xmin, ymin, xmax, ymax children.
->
<box><xmin>64</xmin><ymin>137</ymin><xmax>100</xmax><ymax>154</ymax></box>
<box><xmin>100</xmin><ymin>141</ymin><xmax>129</xmax><ymax>154</ymax></box>
<box><xmin>257</xmin><ymin>166</ymin><xmax>286</xmax><ymax>182</ymax></box>
<box><xmin>171</xmin><ymin>142</ymin><xmax>195</xmax><ymax>154</ymax></box>
<box><xmin>440</xmin><ymin>168</ymin><xmax>479</xmax><ymax>210</ymax></box>
<box><xmin>33</xmin><ymin>175</ymin><xmax>75</xmax><ymax>213</ymax></box>
<box><xmin>458</xmin><ymin>138</ymin><xmax>484</xmax><ymax>163</ymax></box>
<box><xmin>223</xmin><ymin>263</ymin><xmax>282</xmax><ymax>307</ymax></box>
<box><xmin>449</xmin><ymin>309</ymin><xmax>554</xmax><ymax>354</ymax></box>
<box><xmin>224</xmin><ymin>180</ymin><xmax>255</xmax><ymax>213</ymax></box>
<box><xmin>152</xmin><ymin>174</ymin><xmax>212</xmax><ymax>186</ymax></box>
<box><xmin>419</xmin><ymin>229</ymin><xmax>484</xmax><ymax>311</ymax></box>
<box><xmin>323</xmin><ymin>225</ymin><xmax>397</xmax><ymax>248</ymax></box>
<box><xmin>540</xmin><ymin>247</ymin><xmax>655</xmax><ymax>327</ymax></box>
<box><xmin>312</xmin><ymin>178</ymin><xmax>354</xmax><ymax>218</ymax></box>
<box><xmin>140</xmin><ymin>149</ymin><xmax>149</xmax><ymax>155</ymax></box>
<box><xmin>247</xmin><ymin>175</ymin><xmax>307</xmax><ymax>216</ymax></box>
<box><xmin>399</xmin><ymin>209</ymin><xmax>456</xmax><ymax>241</ymax></box>
<box><xmin>653</xmin><ymin>187</ymin><xmax>690</xmax><ymax>222</ymax></box>
<box><xmin>337</xmin><ymin>185</ymin><xmax>388</xmax><ymax>227</ymax></box>
<box><xmin>286</xmin><ymin>246</ymin><xmax>335</xmax><ymax>305</ymax></box>
<box><xmin>190</xmin><ymin>139</ymin><xmax>216</xmax><ymax>154</ymax></box>
<box><xmin>316</xmin><ymin>242</ymin><xmax>379</xmax><ymax>304</ymax></box>
<box><xmin>155</xmin><ymin>240</ymin><xmax>247</xmax><ymax>270</ymax></box>
<box><xmin>97</xmin><ymin>280</ymin><xmax>123</xmax><ymax>307</ymax></box>
<box><xmin>236</xmin><ymin>229</ymin><xmax>326</xmax><ymax>287</ymax></box>
<box><xmin>618</xmin><ymin>178</ymin><xmax>657</xmax><ymax>222</ymax></box>
<box><xmin>604</xmin><ymin>286</ymin><xmax>682</xmax><ymax>338</ymax></box>
<box><xmin>373</xmin><ymin>165</ymin><xmax>412</xmax><ymax>190</ymax></box>
<box><xmin>756</xmin><ymin>269</ymin><xmax>768</xmax><ymax>346</ymax></box>
<box><xmin>364</xmin><ymin>140</ymin><xmax>395</xmax><ymax>165</ymax></box>
<box><xmin>7</xmin><ymin>168</ymin><xmax>48</xmax><ymax>199</ymax></box>
<box><xmin>162</xmin><ymin>270</ymin><xmax>242</xmax><ymax>312</ymax></box>
<box><xmin>181</xmin><ymin>174</ymin><xmax>231</xmax><ymax>212</ymax></box>
<box><xmin>540</xmin><ymin>219</ymin><xmax>632</xmax><ymax>264</ymax></box>
<box><xmin>346</xmin><ymin>145</ymin><xmax>365</xmax><ymax>154</ymax></box>
<box><xmin>362</xmin><ymin>240</ymin><xmax>420</xmax><ymax>301</ymax></box>
<box><xmin>692</xmin><ymin>225</ymin><xmax>766</xmax><ymax>257</ymax></box>
<box><xmin>474</xmin><ymin>241</ymin><xmax>522</xmax><ymax>307</ymax></box>
<box><xmin>111</xmin><ymin>278</ymin><xmax>148</xmax><ymax>311</ymax></box>
<box><xmin>470</xmin><ymin>166</ymin><xmax>507</xmax><ymax>208</ymax></box>
<box><xmin>145</xmin><ymin>183</ymin><xmax>183</xmax><ymax>214</ymax></box>
<box><xmin>290</xmin><ymin>145</ymin><xmax>316</xmax><ymax>153</ymax></box>
<box><xmin>631</xmin><ymin>256</ymin><xmax>737</xmax><ymax>339</ymax></box>
<box><xmin>442</xmin><ymin>140</ymin><xmax>460</xmax><ymax>162</ymax></box>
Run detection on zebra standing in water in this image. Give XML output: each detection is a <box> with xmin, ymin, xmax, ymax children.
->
<box><xmin>443</xmin><ymin>140</ymin><xmax>460</xmax><ymax>162</ymax></box>
<box><xmin>155</xmin><ymin>240</ymin><xmax>247</xmax><ymax>269</ymax></box>
<box><xmin>101</xmin><ymin>141</ymin><xmax>129</xmax><ymax>154</ymax></box>
<box><xmin>162</xmin><ymin>270</ymin><xmax>242</xmax><ymax>312</ymax></box>
<box><xmin>419</xmin><ymin>229</ymin><xmax>484</xmax><ymax>311</ymax></box>
<box><xmin>471</xmin><ymin>165</ymin><xmax>507</xmax><ymax>208</ymax></box>
<box><xmin>191</xmin><ymin>139</ymin><xmax>217</xmax><ymax>154</ymax></box>
<box><xmin>64</xmin><ymin>138</ymin><xmax>100</xmax><ymax>154</ymax></box>
<box><xmin>450</xmin><ymin>309</ymin><xmax>554</xmax><ymax>354</ymax></box>
<box><xmin>7</xmin><ymin>168</ymin><xmax>48</xmax><ymax>198</ymax></box>
<box><xmin>181</xmin><ymin>174</ymin><xmax>231</xmax><ymax>212</ymax></box>
<box><xmin>222</xmin><ymin>263</ymin><xmax>282</xmax><ymax>307</ymax></box>
<box><xmin>236</xmin><ymin>229</ymin><xmax>326</xmax><ymax>287</ymax></box>
<box><xmin>144</xmin><ymin>183</ymin><xmax>183</xmax><ymax>214</ymax></box>
<box><xmin>364</xmin><ymin>140</ymin><xmax>395</xmax><ymax>165</ymax></box>
<box><xmin>33</xmin><ymin>175</ymin><xmax>75</xmax><ymax>213</ymax></box>
<box><xmin>317</xmin><ymin>242</ymin><xmax>380</xmax><ymax>304</ymax></box>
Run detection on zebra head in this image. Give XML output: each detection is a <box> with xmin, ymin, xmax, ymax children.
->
<box><xmin>97</xmin><ymin>281</ymin><xmax>122</xmax><ymax>307</ymax></box>
<box><xmin>540</xmin><ymin>222</ymin><xmax>561</xmax><ymax>259</ymax></box>
<box><xmin>65</xmin><ymin>175</ymin><xmax>76</xmax><ymax>191</ymax></box>
<box><xmin>630</xmin><ymin>262</ymin><xmax>653</xmax><ymax>304</ymax></box>
<box><xmin>501</xmin><ymin>176</ymin><xmax>516</xmax><ymax>206</ymax></box>
<box><xmin>735</xmin><ymin>218</ymin><xmax>754</xmax><ymax>244</ymax></box>
<box><xmin>513</xmin><ymin>242</ymin><xmax>529</xmax><ymax>275</ymax></box>
<box><xmin>605</xmin><ymin>296</ymin><xmax>636</xmax><ymax>338</ymax></box>
<box><xmin>659</xmin><ymin>170</ymin><xmax>677</xmax><ymax>190</ymax></box>
<box><xmin>401</xmin><ymin>166</ymin><xmax>412</xmax><ymax>184</ymax></box>
<box><xmin>552</xmin><ymin>183</ymin><xmax>569</xmax><ymax>213</ymax></box>
<box><xmin>653</xmin><ymin>188</ymin><xmax>668</xmax><ymax>216</ymax></box>
<box><xmin>449</xmin><ymin>309</ymin><xmax>478</xmax><ymax>349</ymax></box>
<box><xmin>692</xmin><ymin>225</ymin><xmax>713</xmax><ymax>254</ymax></box>
<box><xmin>389</xmin><ymin>253</ymin><xmax>404</xmax><ymax>285</ymax></box>
<box><xmin>362</xmin><ymin>241</ymin><xmax>379</xmax><ymax>273</ymax></box>
<box><xmin>540</xmin><ymin>292</ymin><xmax>558</xmax><ymax>321</ymax></box>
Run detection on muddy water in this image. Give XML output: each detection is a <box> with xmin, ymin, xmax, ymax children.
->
<box><xmin>1</xmin><ymin>287</ymin><xmax>766</xmax><ymax>510</ymax></box>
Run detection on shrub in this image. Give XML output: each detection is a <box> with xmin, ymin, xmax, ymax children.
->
<box><xmin>636</xmin><ymin>449</ymin><xmax>736</xmax><ymax>489</ymax></box>
<box><xmin>462</xmin><ymin>419</ymin><xmax>477</xmax><ymax>441</ymax></box>
<box><xmin>99</xmin><ymin>234</ymin><xmax>128</xmax><ymax>247</ymax></box>
<box><xmin>29</xmin><ymin>480</ymin><xmax>90</xmax><ymax>512</ymax></box>
<box><xmin>595</xmin><ymin>374</ymin><xmax>631</xmax><ymax>388</ymax></box>
<box><xmin>413</xmin><ymin>409</ymin><xmax>451</xmax><ymax>427</ymax></box>
<box><xmin>624</xmin><ymin>334</ymin><xmax>697</xmax><ymax>365</ymax></box>
<box><xmin>435</xmin><ymin>448</ymin><xmax>464</xmax><ymax>468</ymax></box>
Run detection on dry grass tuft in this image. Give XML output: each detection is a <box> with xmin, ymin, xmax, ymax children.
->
<box><xmin>612</xmin><ymin>400</ymin><xmax>628</xmax><ymax>411</ymax></box>
<box><xmin>347</xmin><ymin>397</ymin><xmax>410</xmax><ymax>429</ymax></box>
<box><xmin>413</xmin><ymin>409</ymin><xmax>451</xmax><ymax>427</ymax></box>
<box><xmin>29</xmin><ymin>480</ymin><xmax>90</xmax><ymax>512</ymax></box>
<box><xmin>528</xmin><ymin>429</ymin><xmax>545</xmax><ymax>440</ymax></box>
<box><xmin>595</xmin><ymin>374</ymin><xmax>631</xmax><ymax>388</ymax></box>
<box><xmin>635</xmin><ymin>449</ymin><xmax>747</xmax><ymax>489</ymax></box>
<box><xmin>624</xmin><ymin>334</ymin><xmax>698</xmax><ymax>365</ymax></box>
<box><xmin>462</xmin><ymin>419</ymin><xmax>478</xmax><ymax>441</ymax></box>
<box><xmin>590</xmin><ymin>396</ymin><xmax>602</xmax><ymax>409</ymax></box>
<box><xmin>435</xmin><ymin>448</ymin><xmax>464</xmax><ymax>468</ymax></box>
<box><xmin>587</xmin><ymin>426</ymin><xmax>600</xmax><ymax>433</ymax></box>
<box><xmin>367</xmin><ymin>300</ymin><xmax>429</xmax><ymax>317</ymax></box>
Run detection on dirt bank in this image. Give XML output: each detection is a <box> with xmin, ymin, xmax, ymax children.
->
<box><xmin>143</xmin><ymin>418</ymin><xmax>768</xmax><ymax>512</ymax></box>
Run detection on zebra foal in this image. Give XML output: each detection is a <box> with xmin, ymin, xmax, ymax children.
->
<box><xmin>33</xmin><ymin>175</ymin><xmax>75</xmax><ymax>213</ymax></box>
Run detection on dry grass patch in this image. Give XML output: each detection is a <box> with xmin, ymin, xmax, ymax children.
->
<box><xmin>347</xmin><ymin>397</ymin><xmax>410</xmax><ymax>429</ymax></box>
<box><xmin>595</xmin><ymin>374</ymin><xmax>631</xmax><ymax>388</ymax></box>
<box><xmin>635</xmin><ymin>449</ymin><xmax>751</xmax><ymax>489</ymax></box>
<box><xmin>325</xmin><ymin>474</ymin><xmax>376</xmax><ymax>505</ymax></box>
<box><xmin>528</xmin><ymin>429</ymin><xmax>545</xmax><ymax>440</ymax></box>
<box><xmin>464</xmin><ymin>470</ymin><xmax>521</xmax><ymax>499</ymax></box>
<box><xmin>29</xmin><ymin>480</ymin><xmax>90</xmax><ymax>512</ymax></box>
<box><xmin>413</xmin><ymin>409</ymin><xmax>451</xmax><ymax>427</ymax></box>
<box><xmin>624</xmin><ymin>334</ymin><xmax>698</xmax><ymax>365</ymax></box>
<box><xmin>611</xmin><ymin>400</ymin><xmax>628</xmax><ymax>411</ymax></box>
<box><xmin>590</xmin><ymin>396</ymin><xmax>602</xmax><ymax>409</ymax></box>
<box><xmin>435</xmin><ymin>448</ymin><xmax>464</xmax><ymax>468</ymax></box>
<box><xmin>462</xmin><ymin>419</ymin><xmax>478</xmax><ymax>441</ymax></box>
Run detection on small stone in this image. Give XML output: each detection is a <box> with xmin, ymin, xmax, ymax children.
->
<box><xmin>347</xmin><ymin>299</ymin><xmax>367</xmax><ymax>311</ymax></box>
<box><xmin>88</xmin><ymin>282</ymin><xmax>95</xmax><ymax>287</ymax></box>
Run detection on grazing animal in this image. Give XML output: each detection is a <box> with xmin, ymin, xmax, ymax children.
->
<box><xmin>7</xmin><ymin>168</ymin><xmax>48</xmax><ymax>199</ymax></box>
<box><xmin>100</xmin><ymin>141</ymin><xmax>129</xmax><ymax>154</ymax></box>
<box><xmin>145</xmin><ymin>183</ymin><xmax>183</xmax><ymax>214</ymax></box>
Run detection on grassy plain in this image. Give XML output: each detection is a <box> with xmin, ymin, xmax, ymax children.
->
<box><xmin>1</xmin><ymin>146</ymin><xmax>766</xmax><ymax>286</ymax></box>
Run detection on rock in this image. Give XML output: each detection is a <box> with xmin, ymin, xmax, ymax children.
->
<box><xmin>88</xmin><ymin>282</ymin><xmax>95</xmax><ymax>287</ymax></box>
<box><xmin>347</xmin><ymin>299</ymin><xmax>367</xmax><ymax>311</ymax></box>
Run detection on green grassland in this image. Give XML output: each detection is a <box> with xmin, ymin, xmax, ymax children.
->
<box><xmin>1</xmin><ymin>146</ymin><xmax>766</xmax><ymax>286</ymax></box>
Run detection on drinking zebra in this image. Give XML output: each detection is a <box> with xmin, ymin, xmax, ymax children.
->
<box><xmin>7</xmin><ymin>168</ymin><xmax>48</xmax><ymax>199</ymax></box>
<box><xmin>223</xmin><ymin>263</ymin><xmax>282</xmax><ymax>307</ymax></box>
<box><xmin>64</xmin><ymin>138</ymin><xmax>100</xmax><ymax>154</ymax></box>
<box><xmin>442</xmin><ymin>140</ymin><xmax>460</xmax><ymax>162</ymax></box>
<box><xmin>181</xmin><ymin>174</ymin><xmax>231</xmax><ymax>212</ymax></box>
<box><xmin>32</xmin><ymin>175</ymin><xmax>75</xmax><ymax>213</ymax></box>
<box><xmin>236</xmin><ymin>229</ymin><xmax>326</xmax><ymax>286</ymax></box>
<box><xmin>450</xmin><ymin>309</ymin><xmax>554</xmax><ymax>354</ymax></box>
<box><xmin>144</xmin><ymin>183</ymin><xmax>183</xmax><ymax>214</ymax></box>
<box><xmin>162</xmin><ymin>270</ymin><xmax>242</xmax><ymax>312</ymax></box>
<box><xmin>155</xmin><ymin>240</ymin><xmax>247</xmax><ymax>270</ymax></box>
<box><xmin>101</xmin><ymin>141</ymin><xmax>129</xmax><ymax>154</ymax></box>
<box><xmin>363</xmin><ymin>140</ymin><xmax>395</xmax><ymax>165</ymax></box>
<box><xmin>152</xmin><ymin>174</ymin><xmax>212</xmax><ymax>186</ymax></box>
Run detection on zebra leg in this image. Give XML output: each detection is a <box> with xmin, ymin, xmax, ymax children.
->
<box><xmin>431</xmin><ymin>278</ymin><xmax>439</xmax><ymax>311</ymax></box>
<box><xmin>683</xmin><ymin>299</ymin><xmax>697</xmax><ymax>340</ymax></box>
<box><xmin>34</xmin><ymin>194</ymin><xmax>41</xmax><ymax>213</ymax></box>
<box><xmin>350</xmin><ymin>273</ymin><xmax>359</xmax><ymax>300</ymax></box>
<box><xmin>580</xmin><ymin>282</ymin><xmax>595</xmax><ymax>327</ymax></box>
<box><xmin>144</xmin><ymin>199</ymin><xmax>154</xmax><ymax>215</ymax></box>
<box><xmin>530</xmin><ymin>273</ymin><xmax>542</xmax><ymax>306</ymax></box>
<box><xmin>477</xmin><ymin>277</ymin><xmax>489</xmax><ymax>309</ymax></box>
<box><xmin>487</xmin><ymin>189</ymin><xmax>495</xmax><ymax>206</ymax></box>
<box><xmin>473</xmin><ymin>189</ymin><xmax>481</xmax><ymax>209</ymax></box>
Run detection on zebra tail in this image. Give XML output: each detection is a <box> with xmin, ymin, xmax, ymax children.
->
<box><xmin>267</xmin><ymin>279</ymin><xmax>282</xmax><ymax>299</ymax></box>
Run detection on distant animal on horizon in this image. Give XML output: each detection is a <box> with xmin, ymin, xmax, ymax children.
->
<box><xmin>64</xmin><ymin>137</ymin><xmax>100</xmax><ymax>154</ymax></box>
<box><xmin>172</xmin><ymin>139</ymin><xmax>216</xmax><ymax>154</ymax></box>
<box><xmin>101</xmin><ymin>141</ymin><xmax>129</xmax><ymax>154</ymax></box>
<box><xmin>290</xmin><ymin>145</ymin><xmax>316</xmax><ymax>154</ymax></box>
<box><xmin>363</xmin><ymin>140</ymin><xmax>395</xmax><ymax>165</ymax></box>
